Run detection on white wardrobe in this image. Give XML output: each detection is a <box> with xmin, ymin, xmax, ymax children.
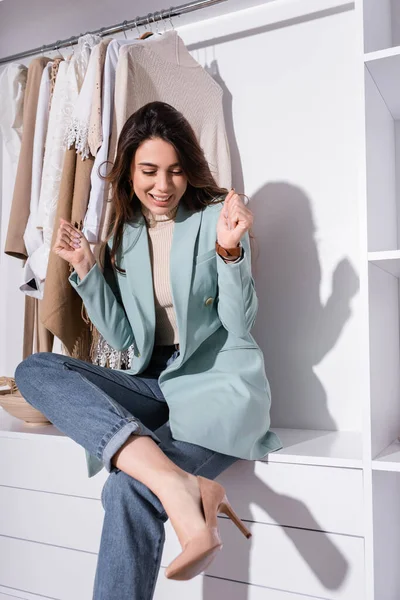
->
<box><xmin>0</xmin><ymin>0</ymin><xmax>398</xmax><ymax>598</ymax></box>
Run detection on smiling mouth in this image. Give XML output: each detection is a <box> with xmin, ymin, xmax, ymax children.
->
<box><xmin>149</xmin><ymin>193</ymin><xmax>171</xmax><ymax>202</ymax></box>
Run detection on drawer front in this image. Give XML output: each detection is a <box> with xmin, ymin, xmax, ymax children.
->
<box><xmin>0</xmin><ymin>486</ymin><xmax>103</xmax><ymax>553</ymax></box>
<box><xmin>217</xmin><ymin>459</ymin><xmax>364</xmax><ymax>535</ymax></box>
<box><xmin>0</xmin><ymin>536</ymin><xmax>96</xmax><ymax>600</ymax></box>
<box><xmin>0</xmin><ymin>587</ymin><xmax>51</xmax><ymax>600</ymax></box>
<box><xmin>0</xmin><ymin>435</ymin><xmax>107</xmax><ymax>497</ymax></box>
<box><xmin>0</xmin><ymin>437</ymin><xmax>363</xmax><ymax>537</ymax></box>
<box><xmin>162</xmin><ymin>519</ymin><xmax>365</xmax><ymax>600</ymax></box>
<box><xmin>154</xmin><ymin>570</ymin><xmax>331</xmax><ymax>600</ymax></box>
<box><xmin>1</xmin><ymin>487</ymin><xmax>364</xmax><ymax>599</ymax></box>
<box><xmin>0</xmin><ymin>537</ymin><xmax>346</xmax><ymax>600</ymax></box>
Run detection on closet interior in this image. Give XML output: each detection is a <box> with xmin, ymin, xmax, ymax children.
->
<box><xmin>0</xmin><ymin>0</ymin><xmax>399</xmax><ymax>598</ymax></box>
<box><xmin>364</xmin><ymin>1</ymin><xmax>400</xmax><ymax>599</ymax></box>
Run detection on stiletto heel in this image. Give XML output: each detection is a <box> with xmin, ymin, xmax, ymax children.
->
<box><xmin>165</xmin><ymin>475</ymin><xmax>252</xmax><ymax>581</ymax></box>
<box><xmin>218</xmin><ymin>497</ymin><xmax>252</xmax><ymax>539</ymax></box>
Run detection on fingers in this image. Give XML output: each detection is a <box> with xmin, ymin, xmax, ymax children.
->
<box><xmin>59</xmin><ymin>218</ymin><xmax>83</xmax><ymax>237</ymax></box>
<box><xmin>224</xmin><ymin>191</ymin><xmax>253</xmax><ymax>231</ymax></box>
<box><xmin>54</xmin><ymin>218</ymin><xmax>83</xmax><ymax>252</ymax></box>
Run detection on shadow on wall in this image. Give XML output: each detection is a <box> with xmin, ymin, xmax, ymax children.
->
<box><xmin>204</xmin><ymin>59</ymin><xmax>244</xmax><ymax>194</ymax></box>
<box><xmin>250</xmin><ymin>181</ymin><xmax>359</xmax><ymax>431</ymax></box>
<box><xmin>203</xmin><ymin>461</ymin><xmax>350</xmax><ymax>598</ymax></box>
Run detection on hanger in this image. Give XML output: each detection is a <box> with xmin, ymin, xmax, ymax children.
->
<box><xmin>140</xmin><ymin>15</ymin><xmax>154</xmax><ymax>39</ymax></box>
<box><xmin>54</xmin><ymin>43</ymin><xmax>64</xmax><ymax>59</ymax></box>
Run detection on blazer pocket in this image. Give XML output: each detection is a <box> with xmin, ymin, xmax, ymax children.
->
<box><xmin>195</xmin><ymin>248</ymin><xmax>216</xmax><ymax>265</ymax></box>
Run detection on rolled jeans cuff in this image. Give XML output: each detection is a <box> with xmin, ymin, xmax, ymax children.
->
<box><xmin>100</xmin><ymin>416</ymin><xmax>162</xmax><ymax>474</ymax></box>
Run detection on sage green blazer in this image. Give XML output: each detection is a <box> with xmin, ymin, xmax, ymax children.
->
<box><xmin>69</xmin><ymin>198</ymin><xmax>282</xmax><ymax>477</ymax></box>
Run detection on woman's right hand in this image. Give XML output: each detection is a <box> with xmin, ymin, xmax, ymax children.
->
<box><xmin>53</xmin><ymin>218</ymin><xmax>95</xmax><ymax>271</ymax></box>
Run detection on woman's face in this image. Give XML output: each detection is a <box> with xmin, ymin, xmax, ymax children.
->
<box><xmin>131</xmin><ymin>137</ymin><xmax>188</xmax><ymax>215</ymax></box>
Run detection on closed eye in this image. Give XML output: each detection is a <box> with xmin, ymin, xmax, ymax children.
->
<box><xmin>142</xmin><ymin>171</ymin><xmax>183</xmax><ymax>175</ymax></box>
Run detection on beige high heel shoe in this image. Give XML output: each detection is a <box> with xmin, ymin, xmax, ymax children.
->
<box><xmin>165</xmin><ymin>475</ymin><xmax>252</xmax><ymax>581</ymax></box>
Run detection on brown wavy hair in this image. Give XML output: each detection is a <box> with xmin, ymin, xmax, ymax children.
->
<box><xmin>104</xmin><ymin>101</ymin><xmax>231</xmax><ymax>273</ymax></box>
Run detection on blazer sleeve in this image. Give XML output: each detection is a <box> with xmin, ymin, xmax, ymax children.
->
<box><xmin>68</xmin><ymin>245</ymin><xmax>135</xmax><ymax>352</ymax></box>
<box><xmin>216</xmin><ymin>230</ymin><xmax>258</xmax><ymax>337</ymax></box>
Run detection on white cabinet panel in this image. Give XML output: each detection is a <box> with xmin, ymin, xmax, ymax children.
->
<box><xmin>217</xmin><ymin>460</ymin><xmax>364</xmax><ymax>535</ymax></box>
<box><xmin>0</xmin><ymin>537</ymin><xmax>96</xmax><ymax>600</ymax></box>
<box><xmin>0</xmin><ymin>486</ymin><xmax>103</xmax><ymax>553</ymax></box>
<box><xmin>154</xmin><ymin>569</ymin><xmax>328</xmax><ymax>600</ymax></box>
<box><xmin>0</xmin><ymin>484</ymin><xmax>364</xmax><ymax>599</ymax></box>
<box><xmin>0</xmin><ymin>586</ymin><xmax>51</xmax><ymax>600</ymax></box>
<box><xmin>0</xmin><ymin>435</ymin><xmax>107</xmax><ymax>498</ymax></box>
<box><xmin>162</xmin><ymin>520</ymin><xmax>364</xmax><ymax>600</ymax></box>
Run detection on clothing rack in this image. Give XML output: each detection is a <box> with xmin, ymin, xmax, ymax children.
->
<box><xmin>0</xmin><ymin>0</ymin><xmax>227</xmax><ymax>65</ymax></box>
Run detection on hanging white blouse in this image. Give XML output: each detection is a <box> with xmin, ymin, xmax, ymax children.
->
<box><xmin>19</xmin><ymin>61</ymin><xmax>52</xmax><ymax>298</ymax></box>
<box><xmin>27</xmin><ymin>34</ymin><xmax>100</xmax><ymax>287</ymax></box>
<box><xmin>82</xmin><ymin>35</ymin><xmax>165</xmax><ymax>243</ymax></box>
<box><xmin>0</xmin><ymin>63</ymin><xmax>27</xmax><ymax>166</ymax></box>
<box><xmin>82</xmin><ymin>38</ymin><xmax>132</xmax><ymax>243</ymax></box>
<box><xmin>65</xmin><ymin>41</ymin><xmax>103</xmax><ymax>159</ymax></box>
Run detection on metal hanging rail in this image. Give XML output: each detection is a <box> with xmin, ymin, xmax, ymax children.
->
<box><xmin>0</xmin><ymin>0</ymin><xmax>227</xmax><ymax>65</ymax></box>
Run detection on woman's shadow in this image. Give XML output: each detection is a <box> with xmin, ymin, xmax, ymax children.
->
<box><xmin>201</xmin><ymin>183</ymin><xmax>359</xmax><ymax>598</ymax></box>
<box><xmin>201</xmin><ymin>56</ymin><xmax>359</xmax><ymax>600</ymax></box>
<box><xmin>251</xmin><ymin>181</ymin><xmax>359</xmax><ymax>430</ymax></box>
<box><xmin>203</xmin><ymin>460</ymin><xmax>351</xmax><ymax>598</ymax></box>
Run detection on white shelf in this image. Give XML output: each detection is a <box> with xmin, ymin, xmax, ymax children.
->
<box><xmin>365</xmin><ymin>45</ymin><xmax>400</xmax><ymax>119</ymax></box>
<box><xmin>0</xmin><ymin>407</ymin><xmax>65</xmax><ymax>441</ymax></box>
<box><xmin>365</xmin><ymin>45</ymin><xmax>400</xmax><ymax>63</ymax></box>
<box><xmin>264</xmin><ymin>429</ymin><xmax>363</xmax><ymax>469</ymax></box>
<box><xmin>373</xmin><ymin>440</ymin><xmax>400</xmax><ymax>472</ymax></box>
<box><xmin>0</xmin><ymin>409</ymin><xmax>362</xmax><ymax>468</ymax></box>
<box><xmin>368</xmin><ymin>250</ymin><xmax>400</xmax><ymax>276</ymax></box>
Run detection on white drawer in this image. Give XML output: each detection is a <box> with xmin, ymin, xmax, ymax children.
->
<box><xmin>0</xmin><ymin>536</ymin><xmax>96</xmax><ymax>600</ymax></box>
<box><xmin>0</xmin><ymin>486</ymin><xmax>103</xmax><ymax>553</ymax></box>
<box><xmin>0</xmin><ymin>535</ymin><xmax>346</xmax><ymax>600</ymax></box>
<box><xmin>154</xmin><ymin>570</ymin><xmax>330</xmax><ymax>600</ymax></box>
<box><xmin>217</xmin><ymin>459</ymin><xmax>364</xmax><ymax>535</ymax></box>
<box><xmin>0</xmin><ymin>485</ymin><xmax>364</xmax><ymax>599</ymax></box>
<box><xmin>0</xmin><ymin>435</ymin><xmax>107</xmax><ymax>498</ymax></box>
<box><xmin>162</xmin><ymin>519</ymin><xmax>365</xmax><ymax>600</ymax></box>
<box><xmin>0</xmin><ymin>586</ymin><xmax>50</xmax><ymax>600</ymax></box>
<box><xmin>0</xmin><ymin>436</ymin><xmax>363</xmax><ymax>538</ymax></box>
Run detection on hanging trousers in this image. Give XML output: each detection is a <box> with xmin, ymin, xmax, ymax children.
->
<box><xmin>14</xmin><ymin>346</ymin><xmax>238</xmax><ymax>600</ymax></box>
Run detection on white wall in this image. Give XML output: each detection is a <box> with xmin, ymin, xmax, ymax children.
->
<box><xmin>0</xmin><ymin>0</ymin><xmax>362</xmax><ymax>431</ymax></box>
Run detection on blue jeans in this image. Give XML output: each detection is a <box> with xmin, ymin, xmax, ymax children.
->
<box><xmin>14</xmin><ymin>346</ymin><xmax>238</xmax><ymax>600</ymax></box>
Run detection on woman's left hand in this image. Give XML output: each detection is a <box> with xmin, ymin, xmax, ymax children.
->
<box><xmin>216</xmin><ymin>189</ymin><xmax>253</xmax><ymax>249</ymax></box>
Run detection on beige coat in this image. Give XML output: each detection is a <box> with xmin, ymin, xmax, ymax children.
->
<box><xmin>5</xmin><ymin>57</ymin><xmax>50</xmax><ymax>260</ymax></box>
<box><xmin>41</xmin><ymin>147</ymin><xmax>94</xmax><ymax>358</ymax></box>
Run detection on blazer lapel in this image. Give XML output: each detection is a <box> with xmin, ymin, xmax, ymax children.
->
<box><xmin>170</xmin><ymin>203</ymin><xmax>202</xmax><ymax>360</ymax></box>
<box><xmin>123</xmin><ymin>218</ymin><xmax>155</xmax><ymax>362</ymax></box>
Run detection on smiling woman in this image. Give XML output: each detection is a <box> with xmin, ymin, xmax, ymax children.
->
<box><xmin>14</xmin><ymin>101</ymin><xmax>281</xmax><ymax>597</ymax></box>
<box><xmin>133</xmin><ymin>138</ymin><xmax>188</xmax><ymax>213</ymax></box>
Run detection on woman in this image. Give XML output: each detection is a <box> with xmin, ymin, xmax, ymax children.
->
<box><xmin>15</xmin><ymin>101</ymin><xmax>281</xmax><ymax>599</ymax></box>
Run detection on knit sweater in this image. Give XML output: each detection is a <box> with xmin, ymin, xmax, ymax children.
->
<box><xmin>100</xmin><ymin>30</ymin><xmax>232</xmax><ymax>242</ymax></box>
<box><xmin>142</xmin><ymin>205</ymin><xmax>179</xmax><ymax>346</ymax></box>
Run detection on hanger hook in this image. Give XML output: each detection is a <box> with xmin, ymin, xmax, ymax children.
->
<box><xmin>122</xmin><ymin>19</ymin><xmax>128</xmax><ymax>39</ymax></box>
<box><xmin>168</xmin><ymin>7</ymin><xmax>174</xmax><ymax>30</ymax></box>
<box><xmin>54</xmin><ymin>42</ymin><xmax>63</xmax><ymax>58</ymax></box>
<box><xmin>160</xmin><ymin>9</ymin><xmax>167</xmax><ymax>33</ymax></box>
<box><xmin>134</xmin><ymin>18</ymin><xmax>141</xmax><ymax>37</ymax></box>
<box><xmin>152</xmin><ymin>13</ymin><xmax>159</xmax><ymax>34</ymax></box>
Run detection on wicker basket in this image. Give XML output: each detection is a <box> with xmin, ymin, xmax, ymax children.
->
<box><xmin>0</xmin><ymin>376</ymin><xmax>51</xmax><ymax>426</ymax></box>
